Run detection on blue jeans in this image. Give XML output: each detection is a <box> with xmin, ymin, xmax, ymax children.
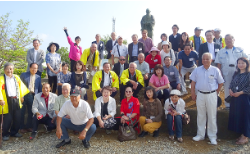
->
<box><xmin>156</xmin><ymin>89</ymin><xmax>169</xmax><ymax>101</ymax></box>
<box><xmin>166</xmin><ymin>114</ymin><xmax>182</xmax><ymax>138</ymax></box>
<box><xmin>170</xmin><ymin>81</ymin><xmax>178</xmax><ymax>89</ymax></box>
<box><xmin>20</xmin><ymin>93</ymin><xmax>34</xmax><ymax>129</ymax></box>
<box><xmin>60</xmin><ymin>118</ymin><xmax>96</xmax><ymax>141</ymax></box>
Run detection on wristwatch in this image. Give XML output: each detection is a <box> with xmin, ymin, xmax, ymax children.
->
<box><xmin>84</xmin><ymin>128</ymin><xmax>88</xmax><ymax>132</ymax></box>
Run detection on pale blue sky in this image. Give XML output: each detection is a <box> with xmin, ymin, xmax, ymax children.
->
<box><xmin>1</xmin><ymin>0</ymin><xmax>249</xmax><ymax>54</ymax></box>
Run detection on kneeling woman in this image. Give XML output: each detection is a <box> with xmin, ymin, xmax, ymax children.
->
<box><xmin>164</xmin><ymin>89</ymin><xmax>185</xmax><ymax>142</ymax></box>
<box><xmin>93</xmin><ymin>86</ymin><xmax>117</xmax><ymax>134</ymax></box>
<box><xmin>139</xmin><ymin>86</ymin><xmax>163</xmax><ymax>137</ymax></box>
<box><xmin>114</xmin><ymin>86</ymin><xmax>140</xmax><ymax>133</ymax></box>
<box><xmin>149</xmin><ymin>64</ymin><xmax>170</xmax><ymax>101</ymax></box>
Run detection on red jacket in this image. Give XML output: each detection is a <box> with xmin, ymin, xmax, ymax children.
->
<box><xmin>145</xmin><ymin>54</ymin><xmax>161</xmax><ymax>69</ymax></box>
<box><xmin>120</xmin><ymin>96</ymin><xmax>140</xmax><ymax>122</ymax></box>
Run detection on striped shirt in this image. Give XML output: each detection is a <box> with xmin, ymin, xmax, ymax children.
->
<box><xmin>229</xmin><ymin>72</ymin><xmax>250</xmax><ymax>94</ymax></box>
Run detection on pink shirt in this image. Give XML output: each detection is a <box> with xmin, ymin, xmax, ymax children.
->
<box><xmin>149</xmin><ymin>74</ymin><xmax>169</xmax><ymax>87</ymax></box>
<box><xmin>67</xmin><ymin>36</ymin><xmax>82</xmax><ymax>61</ymax></box>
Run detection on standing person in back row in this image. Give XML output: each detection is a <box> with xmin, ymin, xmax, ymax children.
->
<box><xmin>111</xmin><ymin>36</ymin><xmax>128</xmax><ymax>65</ymax></box>
<box><xmin>26</xmin><ymin>39</ymin><xmax>45</xmax><ymax>77</ymax></box>
<box><xmin>63</xmin><ymin>27</ymin><xmax>82</xmax><ymax>72</ymax></box>
<box><xmin>92</xmin><ymin>34</ymin><xmax>104</xmax><ymax>70</ymax></box>
<box><xmin>169</xmin><ymin>25</ymin><xmax>181</xmax><ymax>66</ymax></box>
<box><xmin>213</xmin><ymin>28</ymin><xmax>226</xmax><ymax>49</ymax></box>
<box><xmin>128</xmin><ymin>34</ymin><xmax>145</xmax><ymax>63</ymax></box>
<box><xmin>106</xmin><ymin>32</ymin><xmax>117</xmax><ymax>68</ymax></box>
<box><xmin>139</xmin><ymin>30</ymin><xmax>154</xmax><ymax>57</ymax></box>
<box><xmin>189</xmin><ymin>27</ymin><xmax>206</xmax><ymax>52</ymax></box>
<box><xmin>215</xmin><ymin>34</ymin><xmax>248</xmax><ymax>109</ymax></box>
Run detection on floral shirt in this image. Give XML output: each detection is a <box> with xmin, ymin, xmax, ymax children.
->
<box><xmin>46</xmin><ymin>53</ymin><xmax>61</xmax><ymax>76</ymax></box>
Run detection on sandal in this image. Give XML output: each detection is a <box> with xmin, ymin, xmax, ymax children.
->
<box><xmin>169</xmin><ymin>136</ymin><xmax>174</xmax><ymax>141</ymax></box>
<box><xmin>177</xmin><ymin>138</ymin><xmax>183</xmax><ymax>143</ymax></box>
<box><xmin>236</xmin><ymin>138</ymin><xmax>248</xmax><ymax>145</ymax></box>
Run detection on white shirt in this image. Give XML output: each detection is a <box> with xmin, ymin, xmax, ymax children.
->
<box><xmin>112</xmin><ymin>40</ymin><xmax>116</xmax><ymax>47</ymax></box>
<box><xmin>164</xmin><ymin>98</ymin><xmax>186</xmax><ymax>119</ymax></box>
<box><xmin>160</xmin><ymin>49</ymin><xmax>175</xmax><ymax>66</ymax></box>
<box><xmin>93</xmin><ymin>96</ymin><xmax>116</xmax><ymax>118</ymax></box>
<box><xmin>58</xmin><ymin>99</ymin><xmax>94</xmax><ymax>125</ymax></box>
<box><xmin>34</xmin><ymin>49</ymin><xmax>38</xmax><ymax>62</ymax></box>
<box><xmin>5</xmin><ymin>75</ymin><xmax>17</xmax><ymax>97</ymax></box>
<box><xmin>111</xmin><ymin>44</ymin><xmax>128</xmax><ymax>58</ymax></box>
<box><xmin>103</xmin><ymin>72</ymin><xmax>111</xmax><ymax>87</ymax></box>
<box><xmin>207</xmin><ymin>42</ymin><xmax>215</xmax><ymax>60</ymax></box>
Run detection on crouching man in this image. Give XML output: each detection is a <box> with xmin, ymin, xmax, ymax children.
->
<box><xmin>55</xmin><ymin>88</ymin><xmax>96</xmax><ymax>149</ymax></box>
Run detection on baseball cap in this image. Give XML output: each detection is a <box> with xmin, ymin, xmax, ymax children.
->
<box><xmin>194</xmin><ymin>27</ymin><xmax>203</xmax><ymax>31</ymax></box>
<box><xmin>170</xmin><ymin>89</ymin><xmax>181</xmax><ymax>96</ymax></box>
<box><xmin>162</xmin><ymin>41</ymin><xmax>169</xmax><ymax>47</ymax></box>
<box><xmin>214</xmin><ymin>28</ymin><xmax>221</xmax><ymax>32</ymax></box>
<box><xmin>70</xmin><ymin>88</ymin><xmax>80</xmax><ymax>96</ymax></box>
<box><xmin>118</xmin><ymin>36</ymin><xmax>123</xmax><ymax>39</ymax></box>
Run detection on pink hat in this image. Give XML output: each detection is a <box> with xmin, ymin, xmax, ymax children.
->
<box><xmin>149</xmin><ymin>46</ymin><xmax>160</xmax><ymax>54</ymax></box>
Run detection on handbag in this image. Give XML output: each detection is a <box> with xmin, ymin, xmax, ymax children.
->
<box><xmin>118</xmin><ymin>120</ymin><xmax>137</xmax><ymax>142</ymax></box>
<box><xmin>182</xmin><ymin>112</ymin><xmax>190</xmax><ymax>125</ymax></box>
<box><xmin>101</xmin><ymin>102</ymin><xmax>117</xmax><ymax>129</ymax></box>
<box><xmin>225</xmin><ymin>96</ymin><xmax>232</xmax><ymax>103</ymax></box>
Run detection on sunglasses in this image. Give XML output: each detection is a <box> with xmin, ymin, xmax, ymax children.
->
<box><xmin>125</xmin><ymin>91</ymin><xmax>132</xmax><ymax>93</ymax></box>
<box><xmin>120</xmin><ymin>59</ymin><xmax>126</xmax><ymax>61</ymax></box>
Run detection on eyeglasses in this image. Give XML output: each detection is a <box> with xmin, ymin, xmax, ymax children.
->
<box><xmin>125</xmin><ymin>91</ymin><xmax>132</xmax><ymax>93</ymax></box>
<box><xmin>120</xmin><ymin>59</ymin><xmax>125</xmax><ymax>61</ymax></box>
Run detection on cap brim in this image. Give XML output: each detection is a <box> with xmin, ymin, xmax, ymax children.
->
<box><xmin>70</xmin><ymin>94</ymin><xmax>80</xmax><ymax>96</ymax></box>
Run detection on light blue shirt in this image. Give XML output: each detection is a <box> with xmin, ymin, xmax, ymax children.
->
<box><xmin>134</xmin><ymin>60</ymin><xmax>150</xmax><ymax>75</ymax></box>
<box><xmin>46</xmin><ymin>53</ymin><xmax>61</xmax><ymax>76</ymax></box>
<box><xmin>132</xmin><ymin>43</ymin><xmax>138</xmax><ymax>56</ymax></box>
<box><xmin>190</xmin><ymin>65</ymin><xmax>224</xmax><ymax>92</ymax></box>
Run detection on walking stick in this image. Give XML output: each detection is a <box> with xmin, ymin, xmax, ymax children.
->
<box><xmin>0</xmin><ymin>106</ymin><xmax>3</xmax><ymax>148</ymax></box>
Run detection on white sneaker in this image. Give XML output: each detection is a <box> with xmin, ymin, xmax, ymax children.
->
<box><xmin>209</xmin><ymin>139</ymin><xmax>217</xmax><ymax>145</ymax></box>
<box><xmin>193</xmin><ymin>135</ymin><xmax>205</xmax><ymax>141</ymax></box>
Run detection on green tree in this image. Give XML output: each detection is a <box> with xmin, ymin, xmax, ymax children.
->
<box><xmin>0</xmin><ymin>13</ymin><xmax>39</xmax><ymax>75</ymax></box>
<box><xmin>56</xmin><ymin>47</ymin><xmax>71</xmax><ymax>68</ymax></box>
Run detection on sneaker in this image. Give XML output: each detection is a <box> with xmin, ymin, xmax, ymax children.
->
<box><xmin>193</xmin><ymin>135</ymin><xmax>205</xmax><ymax>141</ymax></box>
<box><xmin>209</xmin><ymin>139</ymin><xmax>217</xmax><ymax>145</ymax></box>
<box><xmin>2</xmin><ymin>136</ymin><xmax>9</xmax><ymax>141</ymax></box>
<box><xmin>29</xmin><ymin>131</ymin><xmax>37</xmax><ymax>140</ymax></box>
<box><xmin>82</xmin><ymin>140</ymin><xmax>90</xmax><ymax>148</ymax></box>
<box><xmin>138</xmin><ymin>131</ymin><xmax>148</xmax><ymax>137</ymax></box>
<box><xmin>105</xmin><ymin>129</ymin><xmax>112</xmax><ymax>135</ymax></box>
<box><xmin>56</xmin><ymin>139</ymin><xmax>71</xmax><ymax>148</ymax></box>
<box><xmin>12</xmin><ymin>133</ymin><xmax>22</xmax><ymax>137</ymax></box>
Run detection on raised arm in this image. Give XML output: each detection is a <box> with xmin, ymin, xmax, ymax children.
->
<box><xmin>63</xmin><ymin>27</ymin><xmax>74</xmax><ymax>46</ymax></box>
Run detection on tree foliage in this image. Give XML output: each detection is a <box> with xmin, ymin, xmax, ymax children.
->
<box><xmin>56</xmin><ymin>47</ymin><xmax>70</xmax><ymax>67</ymax></box>
<box><xmin>0</xmin><ymin>13</ymin><xmax>39</xmax><ymax>75</ymax></box>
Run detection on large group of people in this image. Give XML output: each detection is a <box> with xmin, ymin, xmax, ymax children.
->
<box><xmin>0</xmin><ymin>24</ymin><xmax>249</xmax><ymax>149</ymax></box>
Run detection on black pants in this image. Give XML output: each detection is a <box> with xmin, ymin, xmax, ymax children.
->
<box><xmin>48</xmin><ymin>75</ymin><xmax>57</xmax><ymax>93</ymax></box>
<box><xmin>129</xmin><ymin>56</ymin><xmax>138</xmax><ymax>63</ymax></box>
<box><xmin>32</xmin><ymin>116</ymin><xmax>56</xmax><ymax>132</ymax></box>
<box><xmin>120</xmin><ymin>82</ymin><xmax>143</xmax><ymax>103</ymax></box>
<box><xmin>70</xmin><ymin>59</ymin><xmax>77</xmax><ymax>72</ymax></box>
<box><xmin>1</xmin><ymin>98</ymin><xmax>21</xmax><ymax>137</ymax></box>
<box><xmin>144</xmin><ymin>78</ymin><xmax>149</xmax><ymax>87</ymax></box>
<box><xmin>170</xmin><ymin>81</ymin><xmax>178</xmax><ymax>89</ymax></box>
<box><xmin>57</xmin><ymin>85</ymin><xmax>62</xmax><ymax>96</ymax></box>
<box><xmin>20</xmin><ymin>93</ymin><xmax>34</xmax><ymax>129</ymax></box>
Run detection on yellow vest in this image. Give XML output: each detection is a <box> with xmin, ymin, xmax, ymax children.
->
<box><xmin>120</xmin><ymin>69</ymin><xmax>144</xmax><ymax>87</ymax></box>
<box><xmin>0</xmin><ymin>75</ymin><xmax>29</xmax><ymax>114</ymax></box>
<box><xmin>189</xmin><ymin>36</ymin><xmax>206</xmax><ymax>49</ymax></box>
<box><xmin>80</xmin><ymin>48</ymin><xmax>99</xmax><ymax>67</ymax></box>
<box><xmin>92</xmin><ymin>70</ymin><xmax>119</xmax><ymax>100</ymax></box>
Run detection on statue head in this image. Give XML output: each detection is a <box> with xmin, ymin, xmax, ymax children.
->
<box><xmin>146</xmin><ymin>8</ymin><xmax>151</xmax><ymax>14</ymax></box>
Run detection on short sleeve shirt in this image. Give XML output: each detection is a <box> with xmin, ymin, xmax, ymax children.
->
<box><xmin>178</xmin><ymin>51</ymin><xmax>198</xmax><ymax>68</ymax></box>
<box><xmin>46</xmin><ymin>53</ymin><xmax>61</xmax><ymax>76</ymax></box>
<box><xmin>111</xmin><ymin>44</ymin><xmax>128</xmax><ymax>58</ymax></box>
<box><xmin>149</xmin><ymin>74</ymin><xmax>170</xmax><ymax>87</ymax></box>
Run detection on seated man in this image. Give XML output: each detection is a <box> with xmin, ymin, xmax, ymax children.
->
<box><xmin>134</xmin><ymin>53</ymin><xmax>150</xmax><ymax>87</ymax></box>
<box><xmin>54</xmin><ymin>83</ymin><xmax>71</xmax><ymax>117</ymax></box>
<box><xmin>120</xmin><ymin>62</ymin><xmax>144</xmax><ymax>101</ymax></box>
<box><xmin>30</xmin><ymin>83</ymin><xmax>57</xmax><ymax>139</ymax></box>
<box><xmin>92</xmin><ymin>62</ymin><xmax>119</xmax><ymax>100</ymax></box>
<box><xmin>55</xmin><ymin>88</ymin><xmax>96</xmax><ymax>149</ymax></box>
<box><xmin>163</xmin><ymin>56</ymin><xmax>181</xmax><ymax>90</ymax></box>
<box><xmin>113</xmin><ymin>56</ymin><xmax>129</xmax><ymax>78</ymax></box>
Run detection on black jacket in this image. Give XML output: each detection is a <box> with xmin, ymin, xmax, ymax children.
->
<box><xmin>128</xmin><ymin>42</ymin><xmax>145</xmax><ymax>62</ymax></box>
<box><xmin>113</xmin><ymin>62</ymin><xmax>129</xmax><ymax>77</ymax></box>
<box><xmin>198</xmin><ymin>42</ymin><xmax>221</xmax><ymax>66</ymax></box>
<box><xmin>105</xmin><ymin>39</ymin><xmax>117</xmax><ymax>59</ymax></box>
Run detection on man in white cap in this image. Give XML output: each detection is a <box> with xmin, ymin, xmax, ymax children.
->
<box><xmin>111</xmin><ymin>36</ymin><xmax>128</xmax><ymax>65</ymax></box>
<box><xmin>213</xmin><ymin>28</ymin><xmax>226</xmax><ymax>49</ymax></box>
<box><xmin>215</xmin><ymin>34</ymin><xmax>248</xmax><ymax>108</ymax></box>
<box><xmin>189</xmin><ymin>27</ymin><xmax>206</xmax><ymax>52</ymax></box>
<box><xmin>191</xmin><ymin>52</ymin><xmax>224</xmax><ymax>145</ymax></box>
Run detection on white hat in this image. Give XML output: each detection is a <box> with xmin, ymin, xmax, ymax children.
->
<box><xmin>170</xmin><ymin>89</ymin><xmax>181</xmax><ymax>96</ymax></box>
<box><xmin>161</xmin><ymin>41</ymin><xmax>169</xmax><ymax>47</ymax></box>
<box><xmin>118</xmin><ymin>36</ymin><xmax>123</xmax><ymax>39</ymax></box>
<box><xmin>214</xmin><ymin>28</ymin><xmax>221</xmax><ymax>32</ymax></box>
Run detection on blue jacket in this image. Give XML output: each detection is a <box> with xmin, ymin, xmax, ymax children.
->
<box><xmin>70</xmin><ymin>72</ymin><xmax>88</xmax><ymax>100</ymax></box>
<box><xmin>20</xmin><ymin>71</ymin><xmax>42</xmax><ymax>94</ymax></box>
<box><xmin>92</xmin><ymin>41</ymin><xmax>105</xmax><ymax>59</ymax></box>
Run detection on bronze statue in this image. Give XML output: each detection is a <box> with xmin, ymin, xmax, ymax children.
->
<box><xmin>141</xmin><ymin>8</ymin><xmax>155</xmax><ymax>40</ymax></box>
